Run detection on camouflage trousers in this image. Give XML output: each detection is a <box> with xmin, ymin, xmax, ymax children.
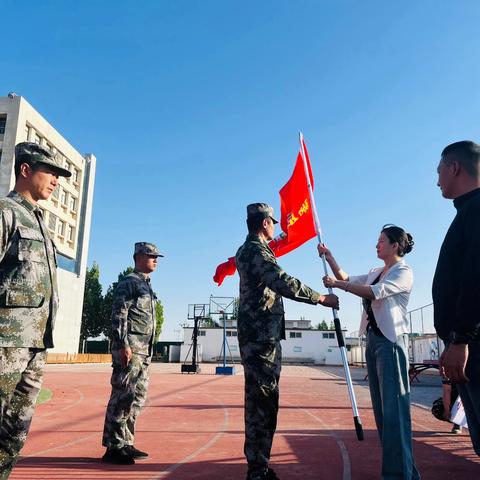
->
<box><xmin>0</xmin><ymin>348</ymin><xmax>46</xmax><ymax>479</ymax></box>
<box><xmin>102</xmin><ymin>352</ymin><xmax>151</xmax><ymax>449</ymax></box>
<box><xmin>240</xmin><ymin>341</ymin><xmax>282</xmax><ymax>474</ymax></box>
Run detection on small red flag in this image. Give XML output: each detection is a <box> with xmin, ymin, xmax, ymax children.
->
<box><xmin>213</xmin><ymin>140</ymin><xmax>317</xmax><ymax>286</ymax></box>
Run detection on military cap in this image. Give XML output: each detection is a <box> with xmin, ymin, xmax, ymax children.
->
<box><xmin>15</xmin><ymin>142</ymin><xmax>72</xmax><ymax>178</ymax></box>
<box><xmin>246</xmin><ymin>203</ymin><xmax>278</xmax><ymax>224</ymax></box>
<box><xmin>134</xmin><ymin>242</ymin><xmax>164</xmax><ymax>257</ymax></box>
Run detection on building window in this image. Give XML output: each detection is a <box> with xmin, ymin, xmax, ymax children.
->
<box><xmin>33</xmin><ymin>132</ymin><xmax>41</xmax><ymax>144</ymax></box>
<box><xmin>289</xmin><ymin>332</ymin><xmax>302</xmax><ymax>338</ymax></box>
<box><xmin>48</xmin><ymin>213</ymin><xmax>57</xmax><ymax>233</ymax></box>
<box><xmin>0</xmin><ymin>116</ymin><xmax>6</xmax><ymax>135</ymax></box>
<box><xmin>60</xmin><ymin>189</ymin><xmax>67</xmax><ymax>206</ymax></box>
<box><xmin>226</xmin><ymin>331</ymin><xmax>237</xmax><ymax>337</ymax></box>
<box><xmin>69</xmin><ymin>196</ymin><xmax>76</xmax><ymax>212</ymax></box>
<box><xmin>198</xmin><ymin>330</ymin><xmax>206</xmax><ymax>336</ymax></box>
<box><xmin>57</xmin><ymin>220</ymin><xmax>65</xmax><ymax>237</ymax></box>
<box><xmin>293</xmin><ymin>346</ymin><xmax>302</xmax><ymax>353</ymax></box>
<box><xmin>329</xmin><ymin>333</ymin><xmax>335</xmax><ymax>339</ymax></box>
<box><xmin>52</xmin><ymin>186</ymin><xmax>59</xmax><ymax>201</ymax></box>
<box><xmin>24</xmin><ymin>125</ymin><xmax>30</xmax><ymax>140</ymax></box>
<box><xmin>323</xmin><ymin>333</ymin><xmax>329</xmax><ymax>339</ymax></box>
<box><xmin>67</xmin><ymin>225</ymin><xmax>75</xmax><ymax>243</ymax></box>
<box><xmin>72</xmin><ymin>168</ymin><xmax>79</xmax><ymax>184</ymax></box>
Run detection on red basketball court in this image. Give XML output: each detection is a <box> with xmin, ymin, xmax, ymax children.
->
<box><xmin>9</xmin><ymin>363</ymin><xmax>480</xmax><ymax>479</ymax></box>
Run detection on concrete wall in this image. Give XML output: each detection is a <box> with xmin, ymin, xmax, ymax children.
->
<box><xmin>0</xmin><ymin>95</ymin><xmax>96</xmax><ymax>354</ymax></box>
<box><xmin>182</xmin><ymin>327</ymin><xmax>345</xmax><ymax>365</ymax></box>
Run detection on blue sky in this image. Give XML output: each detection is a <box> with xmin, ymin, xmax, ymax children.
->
<box><xmin>2</xmin><ymin>1</ymin><xmax>480</xmax><ymax>339</ymax></box>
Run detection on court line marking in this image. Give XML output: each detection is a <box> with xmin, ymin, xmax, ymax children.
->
<box><xmin>149</xmin><ymin>393</ymin><xmax>229</xmax><ymax>479</ymax></box>
<box><xmin>283</xmin><ymin>399</ymin><xmax>351</xmax><ymax>480</ymax></box>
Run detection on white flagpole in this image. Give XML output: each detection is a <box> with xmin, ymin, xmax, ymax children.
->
<box><xmin>299</xmin><ymin>132</ymin><xmax>364</xmax><ymax>441</ymax></box>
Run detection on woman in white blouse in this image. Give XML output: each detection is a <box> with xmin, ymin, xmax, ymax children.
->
<box><xmin>318</xmin><ymin>225</ymin><xmax>420</xmax><ymax>480</ymax></box>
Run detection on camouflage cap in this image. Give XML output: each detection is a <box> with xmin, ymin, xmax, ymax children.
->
<box><xmin>15</xmin><ymin>142</ymin><xmax>72</xmax><ymax>178</ymax></box>
<box><xmin>134</xmin><ymin>242</ymin><xmax>164</xmax><ymax>257</ymax></box>
<box><xmin>246</xmin><ymin>203</ymin><xmax>278</xmax><ymax>224</ymax></box>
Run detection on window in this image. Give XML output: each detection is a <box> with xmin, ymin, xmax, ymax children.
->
<box><xmin>0</xmin><ymin>116</ymin><xmax>6</xmax><ymax>135</ymax></box>
<box><xmin>322</xmin><ymin>333</ymin><xmax>328</xmax><ymax>339</ymax></box>
<box><xmin>60</xmin><ymin>189</ymin><xmax>67</xmax><ymax>206</ymax></box>
<box><xmin>33</xmin><ymin>132</ymin><xmax>41</xmax><ymax>144</ymax></box>
<box><xmin>329</xmin><ymin>333</ymin><xmax>335</xmax><ymax>339</ymax></box>
<box><xmin>198</xmin><ymin>330</ymin><xmax>206</xmax><ymax>336</ymax></box>
<box><xmin>67</xmin><ymin>225</ymin><xmax>75</xmax><ymax>243</ymax></box>
<box><xmin>48</xmin><ymin>213</ymin><xmax>57</xmax><ymax>233</ymax></box>
<box><xmin>24</xmin><ymin>125</ymin><xmax>30</xmax><ymax>140</ymax></box>
<box><xmin>52</xmin><ymin>186</ymin><xmax>59</xmax><ymax>201</ymax></box>
<box><xmin>72</xmin><ymin>168</ymin><xmax>79</xmax><ymax>184</ymax></box>
<box><xmin>69</xmin><ymin>196</ymin><xmax>76</xmax><ymax>212</ymax></box>
<box><xmin>293</xmin><ymin>346</ymin><xmax>302</xmax><ymax>353</ymax></box>
<box><xmin>226</xmin><ymin>331</ymin><xmax>237</xmax><ymax>337</ymax></box>
<box><xmin>57</xmin><ymin>220</ymin><xmax>65</xmax><ymax>237</ymax></box>
<box><xmin>289</xmin><ymin>332</ymin><xmax>302</xmax><ymax>338</ymax></box>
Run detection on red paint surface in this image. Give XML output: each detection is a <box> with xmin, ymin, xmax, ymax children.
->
<box><xmin>10</xmin><ymin>364</ymin><xmax>480</xmax><ymax>479</ymax></box>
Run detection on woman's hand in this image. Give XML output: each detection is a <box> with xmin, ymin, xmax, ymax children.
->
<box><xmin>323</xmin><ymin>275</ymin><xmax>337</xmax><ymax>288</ymax></box>
<box><xmin>317</xmin><ymin>243</ymin><xmax>332</xmax><ymax>259</ymax></box>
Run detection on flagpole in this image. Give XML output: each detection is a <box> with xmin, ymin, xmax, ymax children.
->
<box><xmin>299</xmin><ymin>132</ymin><xmax>364</xmax><ymax>441</ymax></box>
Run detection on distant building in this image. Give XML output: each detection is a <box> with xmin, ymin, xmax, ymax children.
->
<box><xmin>0</xmin><ymin>94</ymin><xmax>96</xmax><ymax>353</ymax></box>
<box><xmin>181</xmin><ymin>318</ymin><xmax>345</xmax><ymax>365</ymax></box>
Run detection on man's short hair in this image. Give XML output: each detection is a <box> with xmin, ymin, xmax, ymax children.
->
<box><xmin>442</xmin><ymin>141</ymin><xmax>480</xmax><ymax>179</ymax></box>
<box><xmin>14</xmin><ymin>159</ymin><xmax>40</xmax><ymax>178</ymax></box>
<box><xmin>247</xmin><ymin>213</ymin><xmax>268</xmax><ymax>234</ymax></box>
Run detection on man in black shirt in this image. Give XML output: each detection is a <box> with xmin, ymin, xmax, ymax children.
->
<box><xmin>432</xmin><ymin>140</ymin><xmax>480</xmax><ymax>456</ymax></box>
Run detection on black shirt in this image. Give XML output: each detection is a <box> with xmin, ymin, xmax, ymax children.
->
<box><xmin>432</xmin><ymin>187</ymin><xmax>480</xmax><ymax>341</ymax></box>
<box><xmin>363</xmin><ymin>274</ymin><xmax>384</xmax><ymax>337</ymax></box>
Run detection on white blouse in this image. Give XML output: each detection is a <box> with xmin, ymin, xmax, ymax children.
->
<box><xmin>349</xmin><ymin>260</ymin><xmax>413</xmax><ymax>343</ymax></box>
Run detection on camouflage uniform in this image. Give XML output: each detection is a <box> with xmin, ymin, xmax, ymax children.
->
<box><xmin>236</xmin><ymin>204</ymin><xmax>322</xmax><ymax>477</ymax></box>
<box><xmin>102</xmin><ymin>264</ymin><xmax>158</xmax><ymax>450</ymax></box>
<box><xmin>0</xmin><ymin>191</ymin><xmax>60</xmax><ymax>477</ymax></box>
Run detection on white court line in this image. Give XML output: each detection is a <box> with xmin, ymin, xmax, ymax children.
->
<box><xmin>149</xmin><ymin>393</ymin><xmax>229</xmax><ymax>479</ymax></box>
<box><xmin>36</xmin><ymin>385</ymin><xmax>86</xmax><ymax>418</ymax></box>
<box><xmin>282</xmin><ymin>399</ymin><xmax>351</xmax><ymax>480</ymax></box>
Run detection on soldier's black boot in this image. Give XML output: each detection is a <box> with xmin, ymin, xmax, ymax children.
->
<box><xmin>266</xmin><ymin>467</ymin><xmax>279</xmax><ymax>479</ymax></box>
<box><xmin>102</xmin><ymin>447</ymin><xmax>135</xmax><ymax>465</ymax></box>
<box><xmin>247</xmin><ymin>467</ymin><xmax>280</xmax><ymax>479</ymax></box>
<box><xmin>125</xmin><ymin>445</ymin><xmax>149</xmax><ymax>459</ymax></box>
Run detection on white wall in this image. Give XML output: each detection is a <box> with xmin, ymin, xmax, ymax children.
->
<box><xmin>182</xmin><ymin>327</ymin><xmax>345</xmax><ymax>365</ymax></box>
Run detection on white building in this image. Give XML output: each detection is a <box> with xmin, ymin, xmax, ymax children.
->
<box><xmin>181</xmin><ymin>319</ymin><xmax>344</xmax><ymax>365</ymax></box>
<box><xmin>0</xmin><ymin>94</ymin><xmax>96</xmax><ymax>353</ymax></box>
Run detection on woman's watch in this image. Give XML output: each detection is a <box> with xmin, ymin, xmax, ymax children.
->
<box><xmin>448</xmin><ymin>331</ymin><xmax>470</xmax><ymax>345</ymax></box>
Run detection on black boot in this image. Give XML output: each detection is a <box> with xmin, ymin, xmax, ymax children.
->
<box><xmin>125</xmin><ymin>445</ymin><xmax>149</xmax><ymax>459</ymax></box>
<box><xmin>102</xmin><ymin>447</ymin><xmax>135</xmax><ymax>465</ymax></box>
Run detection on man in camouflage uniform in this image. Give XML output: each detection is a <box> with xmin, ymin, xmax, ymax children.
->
<box><xmin>102</xmin><ymin>242</ymin><xmax>162</xmax><ymax>465</ymax></box>
<box><xmin>236</xmin><ymin>203</ymin><xmax>339</xmax><ymax>480</ymax></box>
<box><xmin>0</xmin><ymin>142</ymin><xmax>71</xmax><ymax>479</ymax></box>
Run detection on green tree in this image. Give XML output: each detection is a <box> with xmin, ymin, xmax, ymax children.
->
<box><xmin>230</xmin><ymin>297</ymin><xmax>239</xmax><ymax>320</ymax></box>
<box><xmin>329</xmin><ymin>320</ymin><xmax>335</xmax><ymax>330</ymax></box>
<box><xmin>316</xmin><ymin>320</ymin><xmax>329</xmax><ymax>330</ymax></box>
<box><xmin>201</xmin><ymin>316</ymin><xmax>220</xmax><ymax>328</ymax></box>
<box><xmin>155</xmin><ymin>299</ymin><xmax>164</xmax><ymax>341</ymax></box>
<box><xmin>102</xmin><ymin>267</ymin><xmax>135</xmax><ymax>339</ymax></box>
<box><xmin>80</xmin><ymin>262</ymin><xmax>108</xmax><ymax>350</ymax></box>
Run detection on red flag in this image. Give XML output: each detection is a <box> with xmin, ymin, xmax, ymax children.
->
<box><xmin>213</xmin><ymin>140</ymin><xmax>317</xmax><ymax>286</ymax></box>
